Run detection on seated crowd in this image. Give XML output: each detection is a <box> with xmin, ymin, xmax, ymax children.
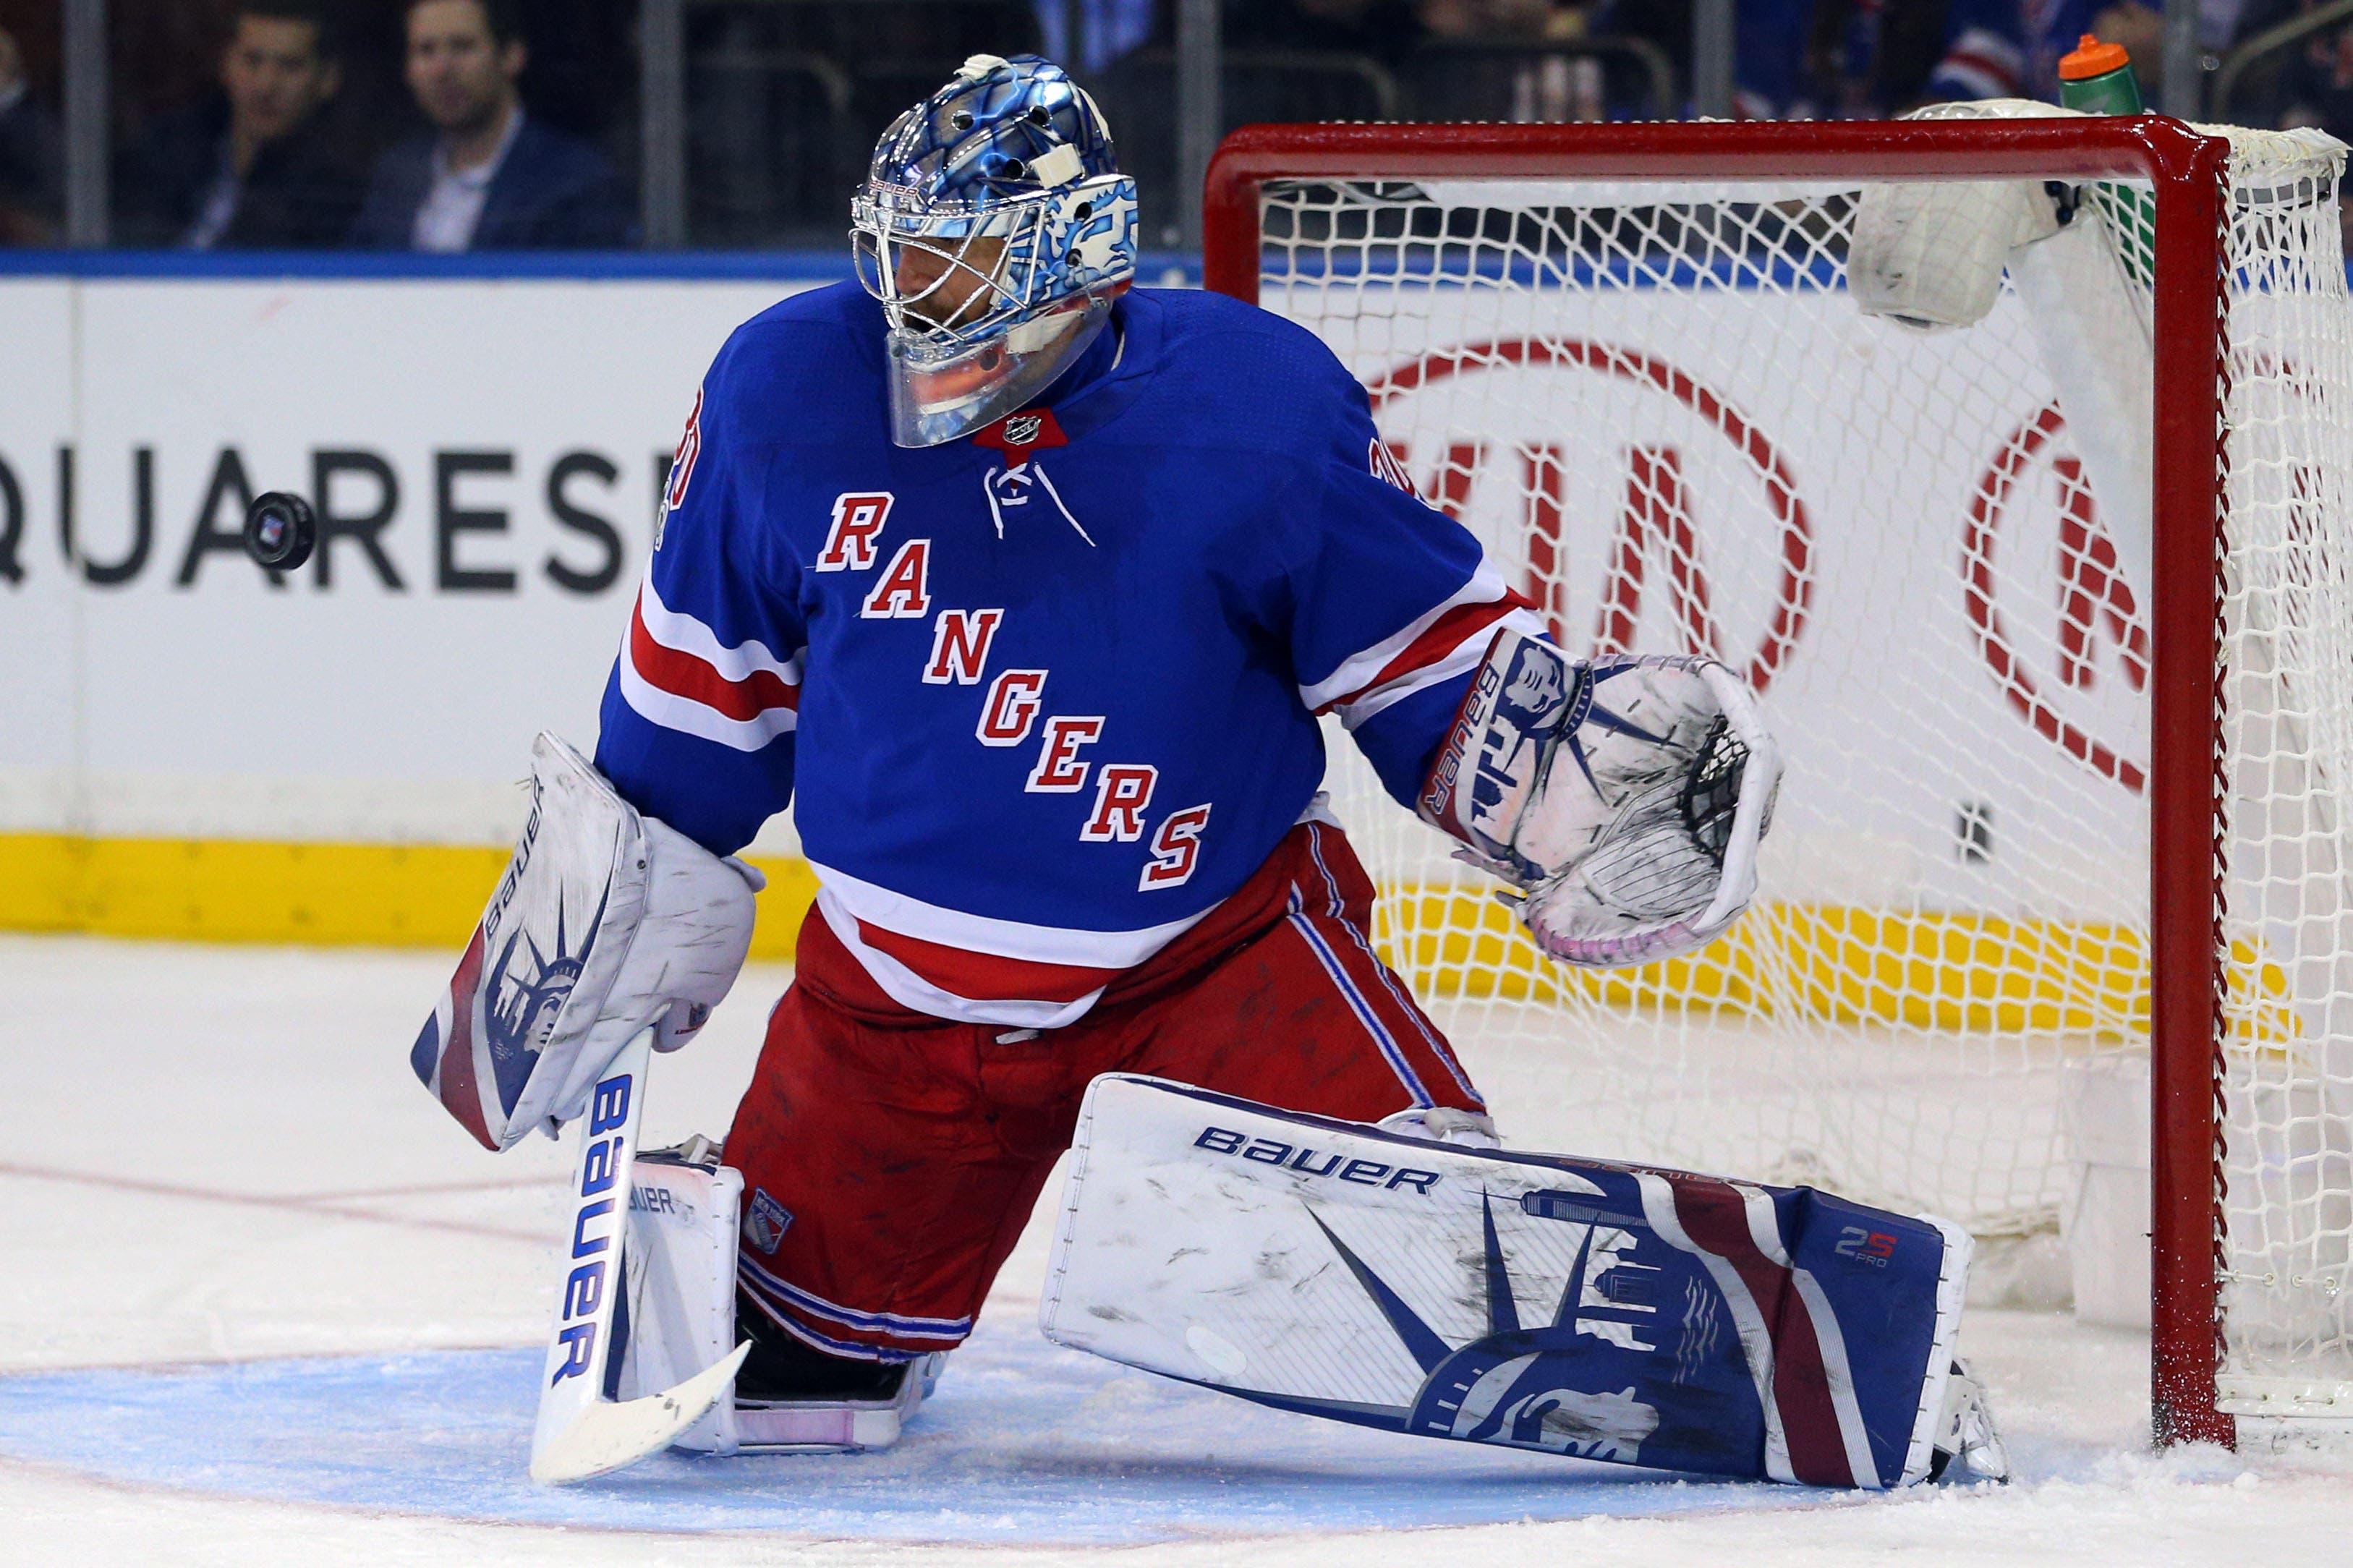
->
<box><xmin>0</xmin><ymin>0</ymin><xmax>2349</xmax><ymax>250</ymax></box>
<box><xmin>0</xmin><ymin>0</ymin><xmax>632</xmax><ymax>250</ymax></box>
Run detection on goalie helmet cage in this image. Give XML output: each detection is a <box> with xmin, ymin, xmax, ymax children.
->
<box><xmin>1203</xmin><ymin>114</ymin><xmax>2353</xmax><ymax>1451</ymax></box>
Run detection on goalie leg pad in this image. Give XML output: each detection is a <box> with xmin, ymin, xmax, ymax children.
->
<box><xmin>612</xmin><ymin>1138</ymin><xmax>746</xmax><ymax>1454</ymax></box>
<box><xmin>1042</xmin><ymin>1075</ymin><xmax>1973</xmax><ymax>1490</ymax></box>
<box><xmin>411</xmin><ymin>732</ymin><xmax>763</xmax><ymax>1151</ymax></box>
<box><xmin>613</xmin><ymin>1140</ymin><xmax>945</xmax><ymax>1454</ymax></box>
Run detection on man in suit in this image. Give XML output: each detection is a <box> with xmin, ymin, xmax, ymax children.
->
<box><xmin>0</xmin><ymin>25</ymin><xmax>61</xmax><ymax>244</ymax></box>
<box><xmin>351</xmin><ymin>0</ymin><xmax>636</xmax><ymax>251</ymax></box>
<box><xmin>118</xmin><ymin>1</ymin><xmax>365</xmax><ymax>250</ymax></box>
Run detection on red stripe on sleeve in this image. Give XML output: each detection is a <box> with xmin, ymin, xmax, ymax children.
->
<box><xmin>1323</xmin><ymin>590</ymin><xmax>1534</xmax><ymax>715</ymax></box>
<box><xmin>629</xmin><ymin>595</ymin><xmax>800</xmax><ymax>723</ymax></box>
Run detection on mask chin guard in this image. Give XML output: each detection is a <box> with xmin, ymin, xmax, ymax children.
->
<box><xmin>885</xmin><ymin>296</ymin><xmax>1111</xmax><ymax>448</ymax></box>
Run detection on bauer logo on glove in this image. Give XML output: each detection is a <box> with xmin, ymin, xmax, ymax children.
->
<box><xmin>1418</xmin><ymin>631</ymin><xmax>1782</xmax><ymax>969</ymax></box>
<box><xmin>1419</xmin><ymin>633</ymin><xmax>1583</xmax><ymax>880</ymax></box>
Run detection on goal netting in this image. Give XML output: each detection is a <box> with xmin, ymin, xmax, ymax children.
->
<box><xmin>1231</xmin><ymin>108</ymin><xmax>2353</xmax><ymax>1428</ymax></box>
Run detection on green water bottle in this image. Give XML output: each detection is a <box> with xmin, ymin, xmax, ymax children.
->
<box><xmin>2059</xmin><ymin>33</ymin><xmax>2145</xmax><ymax>115</ymax></box>
<box><xmin>2059</xmin><ymin>34</ymin><xmax>2156</xmax><ymax>286</ymax></box>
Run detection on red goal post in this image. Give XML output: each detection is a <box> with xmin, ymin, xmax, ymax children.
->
<box><xmin>1203</xmin><ymin>116</ymin><xmax>2239</xmax><ymax>1447</ymax></box>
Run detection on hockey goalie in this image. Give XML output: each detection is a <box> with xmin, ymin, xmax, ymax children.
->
<box><xmin>408</xmin><ymin>54</ymin><xmax>2005</xmax><ymax>1490</ymax></box>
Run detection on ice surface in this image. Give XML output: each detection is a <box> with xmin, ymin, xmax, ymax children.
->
<box><xmin>3</xmin><ymin>934</ymin><xmax>2349</xmax><ymax>1565</ymax></box>
<box><xmin>0</xmin><ymin>1335</ymin><xmax>1818</xmax><ymax>1542</ymax></box>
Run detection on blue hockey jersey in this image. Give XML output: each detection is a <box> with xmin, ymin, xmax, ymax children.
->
<box><xmin>595</xmin><ymin>282</ymin><xmax>1541</xmax><ymax>1027</ymax></box>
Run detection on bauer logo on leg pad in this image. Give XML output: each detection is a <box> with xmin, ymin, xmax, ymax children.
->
<box><xmin>1192</xmin><ymin>1126</ymin><xmax>1442</xmax><ymax>1193</ymax></box>
<box><xmin>629</xmin><ymin>1183</ymin><xmax>682</xmax><ymax>1218</ymax></box>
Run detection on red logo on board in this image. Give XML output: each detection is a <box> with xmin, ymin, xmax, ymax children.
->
<box><xmin>1964</xmin><ymin>403</ymin><xmax>2150</xmax><ymax>793</ymax></box>
<box><xmin>1367</xmin><ymin>338</ymin><xmax>1815</xmax><ymax>698</ymax></box>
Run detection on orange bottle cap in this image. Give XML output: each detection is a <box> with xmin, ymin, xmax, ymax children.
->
<box><xmin>2060</xmin><ymin>33</ymin><xmax>2132</xmax><ymax>81</ymax></box>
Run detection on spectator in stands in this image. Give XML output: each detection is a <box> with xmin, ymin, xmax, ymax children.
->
<box><xmin>351</xmin><ymin>0</ymin><xmax>634</xmax><ymax>251</ymax></box>
<box><xmin>2270</xmin><ymin>7</ymin><xmax>2353</xmax><ymax>145</ymax></box>
<box><xmin>1034</xmin><ymin>0</ymin><xmax>1157</xmax><ymax>73</ymax></box>
<box><xmin>1232</xmin><ymin>1</ymin><xmax>1429</xmax><ymax>65</ymax></box>
<box><xmin>2255</xmin><ymin>2</ymin><xmax>2353</xmax><ymax>253</ymax></box>
<box><xmin>0</xmin><ymin>24</ymin><xmax>60</xmax><ymax>244</ymax></box>
<box><xmin>2056</xmin><ymin>3</ymin><xmax>2166</xmax><ymax>92</ymax></box>
<box><xmin>1391</xmin><ymin>1</ymin><xmax>1620</xmax><ymax>122</ymax></box>
<box><xmin>118</xmin><ymin>1</ymin><xmax>364</xmax><ymax>250</ymax></box>
<box><xmin>2014</xmin><ymin>1</ymin><xmax>2242</xmax><ymax>102</ymax></box>
<box><xmin>1418</xmin><ymin>0</ymin><xmax>1590</xmax><ymax>43</ymax></box>
<box><xmin>1729</xmin><ymin>0</ymin><xmax>2026</xmax><ymax>119</ymax></box>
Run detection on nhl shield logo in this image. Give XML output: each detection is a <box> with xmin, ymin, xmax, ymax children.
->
<box><xmin>973</xmin><ymin>406</ymin><xmax>1068</xmax><ymax>456</ymax></box>
<box><xmin>744</xmin><ymin>1188</ymin><xmax>794</xmax><ymax>1254</ymax></box>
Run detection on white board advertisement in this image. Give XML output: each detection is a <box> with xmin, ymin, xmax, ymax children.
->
<box><xmin>1</xmin><ymin>274</ymin><xmax>817</xmax><ymax>854</ymax></box>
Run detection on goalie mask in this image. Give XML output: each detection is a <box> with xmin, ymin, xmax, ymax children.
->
<box><xmin>852</xmin><ymin>53</ymin><xmax>1139</xmax><ymax>448</ymax></box>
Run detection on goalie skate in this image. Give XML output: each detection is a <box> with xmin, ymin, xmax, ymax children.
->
<box><xmin>616</xmin><ymin>1135</ymin><xmax>945</xmax><ymax>1455</ymax></box>
<box><xmin>731</xmin><ymin>1351</ymin><xmax>946</xmax><ymax>1453</ymax></box>
<box><xmin>1928</xmin><ymin>1360</ymin><xmax>2010</xmax><ymax>1484</ymax></box>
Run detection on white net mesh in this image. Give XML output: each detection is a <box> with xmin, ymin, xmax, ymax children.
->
<box><xmin>1250</xmin><ymin>115</ymin><xmax>2353</xmax><ymax>1419</ymax></box>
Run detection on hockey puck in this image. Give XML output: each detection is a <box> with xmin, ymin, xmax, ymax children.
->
<box><xmin>244</xmin><ymin>491</ymin><xmax>318</xmax><ymax>571</ymax></box>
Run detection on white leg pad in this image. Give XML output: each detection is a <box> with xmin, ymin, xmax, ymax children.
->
<box><xmin>615</xmin><ymin>1141</ymin><xmax>745</xmax><ymax>1454</ymax></box>
<box><xmin>621</xmin><ymin>1140</ymin><xmax>945</xmax><ymax>1454</ymax></box>
<box><xmin>1042</xmin><ymin>1074</ymin><xmax>1975</xmax><ymax>1489</ymax></box>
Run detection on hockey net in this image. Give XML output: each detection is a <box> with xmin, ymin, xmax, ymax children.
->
<box><xmin>1207</xmin><ymin>111</ymin><xmax>2353</xmax><ymax>1439</ymax></box>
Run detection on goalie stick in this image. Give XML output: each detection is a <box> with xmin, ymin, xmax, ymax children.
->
<box><xmin>528</xmin><ymin>1027</ymin><xmax>749</xmax><ymax>1485</ymax></box>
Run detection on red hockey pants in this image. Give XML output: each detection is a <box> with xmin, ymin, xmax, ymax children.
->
<box><xmin>722</xmin><ymin>820</ymin><xmax>1485</xmax><ymax>1360</ymax></box>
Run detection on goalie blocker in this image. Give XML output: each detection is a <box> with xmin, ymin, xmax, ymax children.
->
<box><xmin>1043</xmin><ymin>1075</ymin><xmax>2007</xmax><ymax>1488</ymax></box>
<box><xmin>410</xmin><ymin>732</ymin><xmax>765</xmax><ymax>1151</ymax></box>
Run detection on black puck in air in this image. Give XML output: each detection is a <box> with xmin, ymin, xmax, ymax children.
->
<box><xmin>244</xmin><ymin>491</ymin><xmax>318</xmax><ymax>571</ymax></box>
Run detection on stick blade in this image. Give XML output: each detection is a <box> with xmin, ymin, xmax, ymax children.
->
<box><xmin>529</xmin><ymin>1339</ymin><xmax>751</xmax><ymax>1486</ymax></box>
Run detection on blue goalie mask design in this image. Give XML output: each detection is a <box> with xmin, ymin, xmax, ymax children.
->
<box><xmin>852</xmin><ymin>53</ymin><xmax>1139</xmax><ymax>447</ymax></box>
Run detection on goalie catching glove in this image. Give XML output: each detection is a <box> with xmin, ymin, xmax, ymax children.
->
<box><xmin>1418</xmin><ymin>632</ymin><xmax>1780</xmax><ymax>968</ymax></box>
<box><xmin>411</xmin><ymin>732</ymin><xmax>762</xmax><ymax>1151</ymax></box>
